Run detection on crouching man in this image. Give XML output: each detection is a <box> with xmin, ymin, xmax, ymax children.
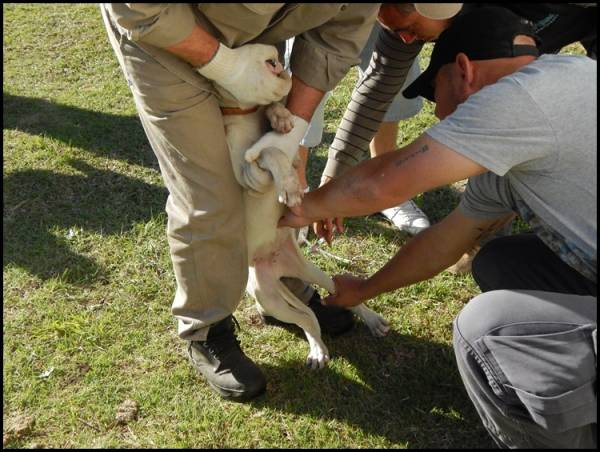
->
<box><xmin>279</xmin><ymin>7</ymin><xmax>596</xmax><ymax>448</ymax></box>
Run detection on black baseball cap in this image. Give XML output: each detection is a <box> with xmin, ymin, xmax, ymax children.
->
<box><xmin>403</xmin><ymin>6</ymin><xmax>540</xmax><ymax>102</ymax></box>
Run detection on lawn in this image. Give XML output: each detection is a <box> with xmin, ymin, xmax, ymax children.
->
<box><xmin>3</xmin><ymin>4</ymin><xmax>585</xmax><ymax>449</ymax></box>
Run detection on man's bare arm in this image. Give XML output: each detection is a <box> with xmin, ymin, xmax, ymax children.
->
<box><xmin>325</xmin><ymin>209</ymin><xmax>516</xmax><ymax>307</ymax></box>
<box><xmin>280</xmin><ymin>133</ymin><xmax>488</xmax><ymax>227</ymax></box>
<box><xmin>285</xmin><ymin>75</ymin><xmax>325</xmax><ymax>122</ymax></box>
<box><xmin>166</xmin><ymin>25</ymin><xmax>219</xmax><ymax>67</ymax></box>
<box><xmin>362</xmin><ymin>210</ymin><xmax>515</xmax><ymax>299</ymax></box>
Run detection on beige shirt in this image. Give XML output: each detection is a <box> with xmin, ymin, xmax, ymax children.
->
<box><xmin>104</xmin><ymin>3</ymin><xmax>380</xmax><ymax>92</ymax></box>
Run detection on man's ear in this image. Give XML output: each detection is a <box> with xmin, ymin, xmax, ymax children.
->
<box><xmin>454</xmin><ymin>52</ymin><xmax>476</xmax><ymax>98</ymax></box>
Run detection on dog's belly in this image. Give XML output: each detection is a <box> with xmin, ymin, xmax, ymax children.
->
<box><xmin>244</xmin><ymin>188</ymin><xmax>288</xmax><ymax>261</ymax></box>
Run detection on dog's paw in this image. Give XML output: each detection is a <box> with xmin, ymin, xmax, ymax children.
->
<box><xmin>352</xmin><ymin>305</ymin><xmax>390</xmax><ymax>337</ymax></box>
<box><xmin>306</xmin><ymin>349</ymin><xmax>330</xmax><ymax>370</ymax></box>
<box><xmin>265</xmin><ymin>102</ymin><xmax>294</xmax><ymax>134</ymax></box>
<box><xmin>305</xmin><ymin>336</ymin><xmax>330</xmax><ymax>369</ymax></box>
<box><xmin>366</xmin><ymin>314</ymin><xmax>390</xmax><ymax>337</ymax></box>
<box><xmin>277</xmin><ymin>169</ymin><xmax>304</xmax><ymax>207</ymax></box>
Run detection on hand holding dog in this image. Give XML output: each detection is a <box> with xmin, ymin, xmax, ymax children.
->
<box><xmin>313</xmin><ymin>175</ymin><xmax>344</xmax><ymax>245</ymax></box>
<box><xmin>323</xmin><ymin>274</ymin><xmax>367</xmax><ymax>308</ymax></box>
<box><xmin>278</xmin><ymin>186</ymin><xmax>344</xmax><ymax>245</ymax></box>
<box><xmin>240</xmin><ymin>106</ymin><xmax>308</xmax><ymax>196</ymax></box>
<box><xmin>196</xmin><ymin>43</ymin><xmax>292</xmax><ymax>106</ymax></box>
<box><xmin>239</xmin><ymin>159</ymin><xmax>273</xmax><ymax>194</ymax></box>
<box><xmin>278</xmin><ymin>202</ymin><xmax>313</xmax><ymax>229</ymax></box>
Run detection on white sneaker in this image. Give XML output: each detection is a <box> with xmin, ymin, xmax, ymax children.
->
<box><xmin>382</xmin><ymin>200</ymin><xmax>430</xmax><ymax>235</ymax></box>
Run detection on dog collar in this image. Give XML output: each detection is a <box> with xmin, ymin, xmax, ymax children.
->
<box><xmin>220</xmin><ymin>106</ymin><xmax>259</xmax><ymax>115</ymax></box>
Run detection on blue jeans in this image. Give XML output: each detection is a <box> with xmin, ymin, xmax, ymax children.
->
<box><xmin>453</xmin><ymin>234</ymin><xmax>597</xmax><ymax>448</ymax></box>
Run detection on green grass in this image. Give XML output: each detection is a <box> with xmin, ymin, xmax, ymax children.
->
<box><xmin>3</xmin><ymin>4</ymin><xmax>587</xmax><ymax>448</ymax></box>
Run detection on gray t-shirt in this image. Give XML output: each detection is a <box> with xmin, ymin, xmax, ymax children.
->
<box><xmin>426</xmin><ymin>54</ymin><xmax>597</xmax><ymax>282</ymax></box>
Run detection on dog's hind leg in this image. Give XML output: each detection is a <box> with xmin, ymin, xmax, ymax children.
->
<box><xmin>248</xmin><ymin>264</ymin><xmax>330</xmax><ymax>369</ymax></box>
<box><xmin>349</xmin><ymin>305</ymin><xmax>390</xmax><ymax>337</ymax></box>
<box><xmin>273</xmin><ymin>228</ymin><xmax>336</xmax><ymax>294</ymax></box>
<box><xmin>273</xmin><ymin>231</ymin><xmax>391</xmax><ymax>337</ymax></box>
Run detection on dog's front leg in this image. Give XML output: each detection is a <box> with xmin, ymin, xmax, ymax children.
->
<box><xmin>223</xmin><ymin>112</ymin><xmax>276</xmax><ymax>194</ymax></box>
<box><xmin>256</xmin><ymin>147</ymin><xmax>303</xmax><ymax>207</ymax></box>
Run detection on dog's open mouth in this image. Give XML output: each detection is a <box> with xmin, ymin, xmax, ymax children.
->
<box><xmin>266</xmin><ymin>58</ymin><xmax>285</xmax><ymax>76</ymax></box>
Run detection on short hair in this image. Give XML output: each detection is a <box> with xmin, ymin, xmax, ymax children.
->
<box><xmin>394</xmin><ymin>4</ymin><xmax>417</xmax><ymax>14</ymax></box>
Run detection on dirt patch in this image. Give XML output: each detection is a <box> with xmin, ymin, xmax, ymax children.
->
<box><xmin>115</xmin><ymin>399</ymin><xmax>138</xmax><ymax>425</ymax></box>
<box><xmin>3</xmin><ymin>414</ymin><xmax>35</xmax><ymax>446</ymax></box>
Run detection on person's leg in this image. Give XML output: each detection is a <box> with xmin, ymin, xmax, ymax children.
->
<box><xmin>453</xmin><ymin>290</ymin><xmax>597</xmax><ymax>448</ymax></box>
<box><xmin>472</xmin><ymin>233</ymin><xmax>597</xmax><ymax>296</ymax></box>
<box><xmin>369</xmin><ymin>120</ymin><xmax>398</xmax><ymax>153</ymax></box>
<box><xmin>101</xmin><ymin>6</ymin><xmax>265</xmax><ymax>399</ymax></box>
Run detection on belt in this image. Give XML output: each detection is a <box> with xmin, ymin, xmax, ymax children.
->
<box><xmin>220</xmin><ymin>106</ymin><xmax>259</xmax><ymax>115</ymax></box>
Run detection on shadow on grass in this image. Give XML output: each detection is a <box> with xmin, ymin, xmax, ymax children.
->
<box><xmin>4</xmin><ymin>93</ymin><xmax>168</xmax><ymax>283</ymax></box>
<box><xmin>3</xmin><ymin>159</ymin><xmax>167</xmax><ymax>283</ymax></box>
<box><xmin>3</xmin><ymin>94</ymin><xmax>465</xmax><ymax>286</ymax></box>
<box><xmin>3</xmin><ymin>93</ymin><xmax>156</xmax><ymax>168</ymax></box>
<box><xmin>250</xmin><ymin>326</ymin><xmax>494</xmax><ymax>448</ymax></box>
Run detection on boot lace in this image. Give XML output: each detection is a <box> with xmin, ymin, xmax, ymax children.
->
<box><xmin>203</xmin><ymin>316</ymin><xmax>242</xmax><ymax>359</ymax></box>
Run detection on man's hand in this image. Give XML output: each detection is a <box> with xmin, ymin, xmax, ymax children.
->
<box><xmin>313</xmin><ymin>175</ymin><xmax>344</xmax><ymax>245</ymax></box>
<box><xmin>312</xmin><ymin>217</ymin><xmax>344</xmax><ymax>246</ymax></box>
<box><xmin>278</xmin><ymin>203</ymin><xmax>312</xmax><ymax>229</ymax></box>
<box><xmin>277</xmin><ymin>183</ymin><xmax>343</xmax><ymax>239</ymax></box>
<box><xmin>323</xmin><ymin>274</ymin><xmax>367</xmax><ymax>308</ymax></box>
<box><xmin>196</xmin><ymin>43</ymin><xmax>292</xmax><ymax>106</ymax></box>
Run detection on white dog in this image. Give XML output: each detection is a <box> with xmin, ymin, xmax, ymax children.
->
<box><xmin>218</xmin><ymin>62</ymin><xmax>389</xmax><ymax>369</ymax></box>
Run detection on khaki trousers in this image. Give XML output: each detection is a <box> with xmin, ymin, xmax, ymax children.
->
<box><xmin>101</xmin><ymin>6</ymin><xmax>313</xmax><ymax>341</ymax></box>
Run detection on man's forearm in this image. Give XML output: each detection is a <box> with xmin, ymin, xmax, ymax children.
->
<box><xmin>286</xmin><ymin>75</ymin><xmax>325</xmax><ymax>122</ymax></box>
<box><xmin>295</xmin><ymin>134</ymin><xmax>487</xmax><ymax>223</ymax></box>
<box><xmin>358</xmin><ymin>218</ymin><xmax>473</xmax><ymax>301</ymax></box>
<box><xmin>355</xmin><ymin>209</ymin><xmax>513</xmax><ymax>303</ymax></box>
<box><xmin>165</xmin><ymin>25</ymin><xmax>219</xmax><ymax>68</ymax></box>
<box><xmin>304</xmin><ymin>144</ymin><xmax>426</xmax><ymax>220</ymax></box>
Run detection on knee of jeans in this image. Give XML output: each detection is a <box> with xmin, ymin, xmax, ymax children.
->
<box><xmin>454</xmin><ymin>291</ymin><xmax>516</xmax><ymax>344</ymax></box>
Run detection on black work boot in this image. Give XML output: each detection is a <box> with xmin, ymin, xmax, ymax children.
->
<box><xmin>187</xmin><ymin>316</ymin><xmax>266</xmax><ymax>401</ymax></box>
<box><xmin>259</xmin><ymin>291</ymin><xmax>354</xmax><ymax>336</ymax></box>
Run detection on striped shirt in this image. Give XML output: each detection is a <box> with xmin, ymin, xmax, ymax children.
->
<box><xmin>321</xmin><ymin>3</ymin><xmax>597</xmax><ymax>180</ymax></box>
<box><xmin>323</xmin><ymin>27</ymin><xmax>423</xmax><ymax>179</ymax></box>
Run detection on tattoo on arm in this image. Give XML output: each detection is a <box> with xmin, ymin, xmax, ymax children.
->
<box><xmin>474</xmin><ymin>214</ymin><xmax>516</xmax><ymax>243</ymax></box>
<box><xmin>394</xmin><ymin>144</ymin><xmax>429</xmax><ymax>167</ymax></box>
